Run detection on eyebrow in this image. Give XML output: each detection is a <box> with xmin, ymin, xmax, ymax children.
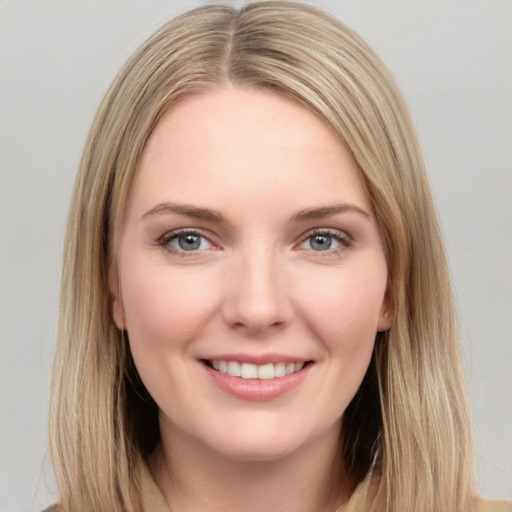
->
<box><xmin>290</xmin><ymin>203</ymin><xmax>371</xmax><ymax>222</ymax></box>
<box><xmin>141</xmin><ymin>202</ymin><xmax>225</xmax><ymax>222</ymax></box>
<box><xmin>140</xmin><ymin>201</ymin><xmax>370</xmax><ymax>223</ymax></box>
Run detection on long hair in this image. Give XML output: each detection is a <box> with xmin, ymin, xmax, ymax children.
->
<box><xmin>50</xmin><ymin>2</ymin><xmax>475</xmax><ymax>511</ymax></box>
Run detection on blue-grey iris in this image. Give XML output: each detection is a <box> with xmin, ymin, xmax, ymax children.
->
<box><xmin>178</xmin><ymin>234</ymin><xmax>201</xmax><ymax>251</ymax></box>
<box><xmin>311</xmin><ymin>235</ymin><xmax>332</xmax><ymax>251</ymax></box>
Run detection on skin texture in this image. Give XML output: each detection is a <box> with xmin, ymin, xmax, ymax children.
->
<box><xmin>110</xmin><ymin>87</ymin><xmax>393</xmax><ymax>512</ymax></box>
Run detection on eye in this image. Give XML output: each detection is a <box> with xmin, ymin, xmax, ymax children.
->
<box><xmin>307</xmin><ymin>233</ymin><xmax>337</xmax><ymax>251</ymax></box>
<box><xmin>160</xmin><ymin>230</ymin><xmax>214</xmax><ymax>253</ymax></box>
<box><xmin>298</xmin><ymin>230</ymin><xmax>351</xmax><ymax>252</ymax></box>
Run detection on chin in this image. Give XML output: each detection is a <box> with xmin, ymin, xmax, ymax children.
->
<box><xmin>198</xmin><ymin>420</ymin><xmax>329</xmax><ymax>464</ymax></box>
<box><xmin>211</xmin><ymin>438</ymin><xmax>302</xmax><ymax>463</ymax></box>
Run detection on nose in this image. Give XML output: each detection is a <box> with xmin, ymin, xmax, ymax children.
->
<box><xmin>222</xmin><ymin>249</ymin><xmax>293</xmax><ymax>336</ymax></box>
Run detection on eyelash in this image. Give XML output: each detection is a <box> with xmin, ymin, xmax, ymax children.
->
<box><xmin>158</xmin><ymin>228</ymin><xmax>215</xmax><ymax>257</ymax></box>
<box><xmin>298</xmin><ymin>228</ymin><xmax>352</xmax><ymax>255</ymax></box>
<box><xmin>157</xmin><ymin>228</ymin><xmax>352</xmax><ymax>257</ymax></box>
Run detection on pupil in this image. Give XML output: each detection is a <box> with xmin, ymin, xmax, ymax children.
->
<box><xmin>178</xmin><ymin>234</ymin><xmax>201</xmax><ymax>251</ymax></box>
<box><xmin>311</xmin><ymin>235</ymin><xmax>331</xmax><ymax>251</ymax></box>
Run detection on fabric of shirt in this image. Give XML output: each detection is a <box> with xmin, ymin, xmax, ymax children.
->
<box><xmin>138</xmin><ymin>464</ymin><xmax>512</xmax><ymax>512</ymax></box>
<box><xmin>42</xmin><ymin>464</ymin><xmax>512</xmax><ymax>512</ymax></box>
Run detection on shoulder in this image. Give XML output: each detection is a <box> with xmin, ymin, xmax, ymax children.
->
<box><xmin>476</xmin><ymin>498</ymin><xmax>512</xmax><ymax>512</ymax></box>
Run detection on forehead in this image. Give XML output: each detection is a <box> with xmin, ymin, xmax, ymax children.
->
<box><xmin>128</xmin><ymin>86</ymin><xmax>372</xmax><ymax>221</ymax></box>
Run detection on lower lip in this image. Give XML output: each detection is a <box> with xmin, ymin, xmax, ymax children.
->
<box><xmin>203</xmin><ymin>363</ymin><xmax>311</xmax><ymax>401</ymax></box>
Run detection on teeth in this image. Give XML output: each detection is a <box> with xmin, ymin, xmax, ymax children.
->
<box><xmin>257</xmin><ymin>363</ymin><xmax>274</xmax><ymax>380</ymax></box>
<box><xmin>227</xmin><ymin>361</ymin><xmax>241</xmax><ymax>377</ymax></box>
<box><xmin>209</xmin><ymin>360</ymin><xmax>307</xmax><ymax>379</ymax></box>
<box><xmin>274</xmin><ymin>362</ymin><xmax>286</xmax><ymax>378</ymax></box>
<box><xmin>240</xmin><ymin>363</ymin><xmax>258</xmax><ymax>379</ymax></box>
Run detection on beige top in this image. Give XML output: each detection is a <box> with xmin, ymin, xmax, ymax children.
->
<box><xmin>139</xmin><ymin>463</ymin><xmax>512</xmax><ymax>512</ymax></box>
<box><xmin>140</xmin><ymin>462</ymin><xmax>386</xmax><ymax>511</ymax></box>
<box><xmin>43</xmin><ymin>465</ymin><xmax>512</xmax><ymax>512</ymax></box>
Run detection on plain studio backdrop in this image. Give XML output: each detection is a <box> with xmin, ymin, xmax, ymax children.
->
<box><xmin>0</xmin><ymin>1</ymin><xmax>511</xmax><ymax>511</ymax></box>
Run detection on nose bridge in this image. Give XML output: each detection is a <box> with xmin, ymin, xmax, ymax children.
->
<box><xmin>223</xmin><ymin>242</ymin><xmax>291</xmax><ymax>334</ymax></box>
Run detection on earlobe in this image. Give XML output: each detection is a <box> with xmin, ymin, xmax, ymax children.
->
<box><xmin>112</xmin><ymin>295</ymin><xmax>126</xmax><ymax>331</ymax></box>
<box><xmin>108</xmin><ymin>262</ymin><xmax>126</xmax><ymax>331</ymax></box>
<box><xmin>377</xmin><ymin>309</ymin><xmax>394</xmax><ymax>332</ymax></box>
<box><xmin>377</xmin><ymin>293</ymin><xmax>395</xmax><ymax>332</ymax></box>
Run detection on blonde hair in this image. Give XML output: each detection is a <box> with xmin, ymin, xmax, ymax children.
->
<box><xmin>50</xmin><ymin>2</ymin><xmax>475</xmax><ymax>511</ymax></box>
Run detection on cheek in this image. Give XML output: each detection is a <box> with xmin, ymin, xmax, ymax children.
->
<box><xmin>120</xmin><ymin>265</ymin><xmax>221</xmax><ymax>411</ymax></box>
<box><xmin>296</xmin><ymin>265</ymin><xmax>387</xmax><ymax>352</ymax></box>
<box><xmin>121</xmin><ymin>264</ymin><xmax>220</xmax><ymax>350</ymax></box>
<box><xmin>295</xmin><ymin>268</ymin><xmax>386</xmax><ymax>414</ymax></box>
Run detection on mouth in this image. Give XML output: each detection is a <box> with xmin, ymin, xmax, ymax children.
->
<box><xmin>202</xmin><ymin>360</ymin><xmax>312</xmax><ymax>380</ymax></box>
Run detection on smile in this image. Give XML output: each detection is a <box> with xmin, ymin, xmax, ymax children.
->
<box><xmin>206</xmin><ymin>360</ymin><xmax>306</xmax><ymax>380</ymax></box>
<box><xmin>202</xmin><ymin>357</ymin><xmax>313</xmax><ymax>401</ymax></box>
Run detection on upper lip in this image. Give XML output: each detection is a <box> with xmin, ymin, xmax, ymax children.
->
<box><xmin>199</xmin><ymin>353</ymin><xmax>311</xmax><ymax>365</ymax></box>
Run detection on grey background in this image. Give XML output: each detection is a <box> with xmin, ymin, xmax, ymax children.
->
<box><xmin>0</xmin><ymin>1</ymin><xmax>511</xmax><ymax>511</ymax></box>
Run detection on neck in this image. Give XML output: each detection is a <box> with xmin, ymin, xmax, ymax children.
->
<box><xmin>148</xmin><ymin>419</ymin><xmax>351</xmax><ymax>512</ymax></box>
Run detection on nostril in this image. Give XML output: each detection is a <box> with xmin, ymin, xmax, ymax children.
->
<box><xmin>222</xmin><ymin>270</ymin><xmax>293</xmax><ymax>333</ymax></box>
<box><xmin>229</xmin><ymin>318</ymin><xmax>288</xmax><ymax>336</ymax></box>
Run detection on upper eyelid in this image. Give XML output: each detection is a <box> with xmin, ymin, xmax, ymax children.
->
<box><xmin>298</xmin><ymin>227</ymin><xmax>352</xmax><ymax>241</ymax></box>
<box><xmin>159</xmin><ymin>228</ymin><xmax>216</xmax><ymax>247</ymax></box>
<box><xmin>160</xmin><ymin>227</ymin><xmax>211</xmax><ymax>239</ymax></box>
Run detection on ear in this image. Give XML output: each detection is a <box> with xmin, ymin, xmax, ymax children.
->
<box><xmin>108</xmin><ymin>259</ymin><xmax>126</xmax><ymax>331</ymax></box>
<box><xmin>377</xmin><ymin>290</ymin><xmax>394</xmax><ymax>332</ymax></box>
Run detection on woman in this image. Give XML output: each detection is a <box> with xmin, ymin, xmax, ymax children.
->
<box><xmin>46</xmin><ymin>2</ymin><xmax>511</xmax><ymax>512</ymax></box>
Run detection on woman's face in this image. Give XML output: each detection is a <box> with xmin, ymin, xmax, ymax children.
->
<box><xmin>110</xmin><ymin>87</ymin><xmax>392</xmax><ymax>462</ymax></box>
